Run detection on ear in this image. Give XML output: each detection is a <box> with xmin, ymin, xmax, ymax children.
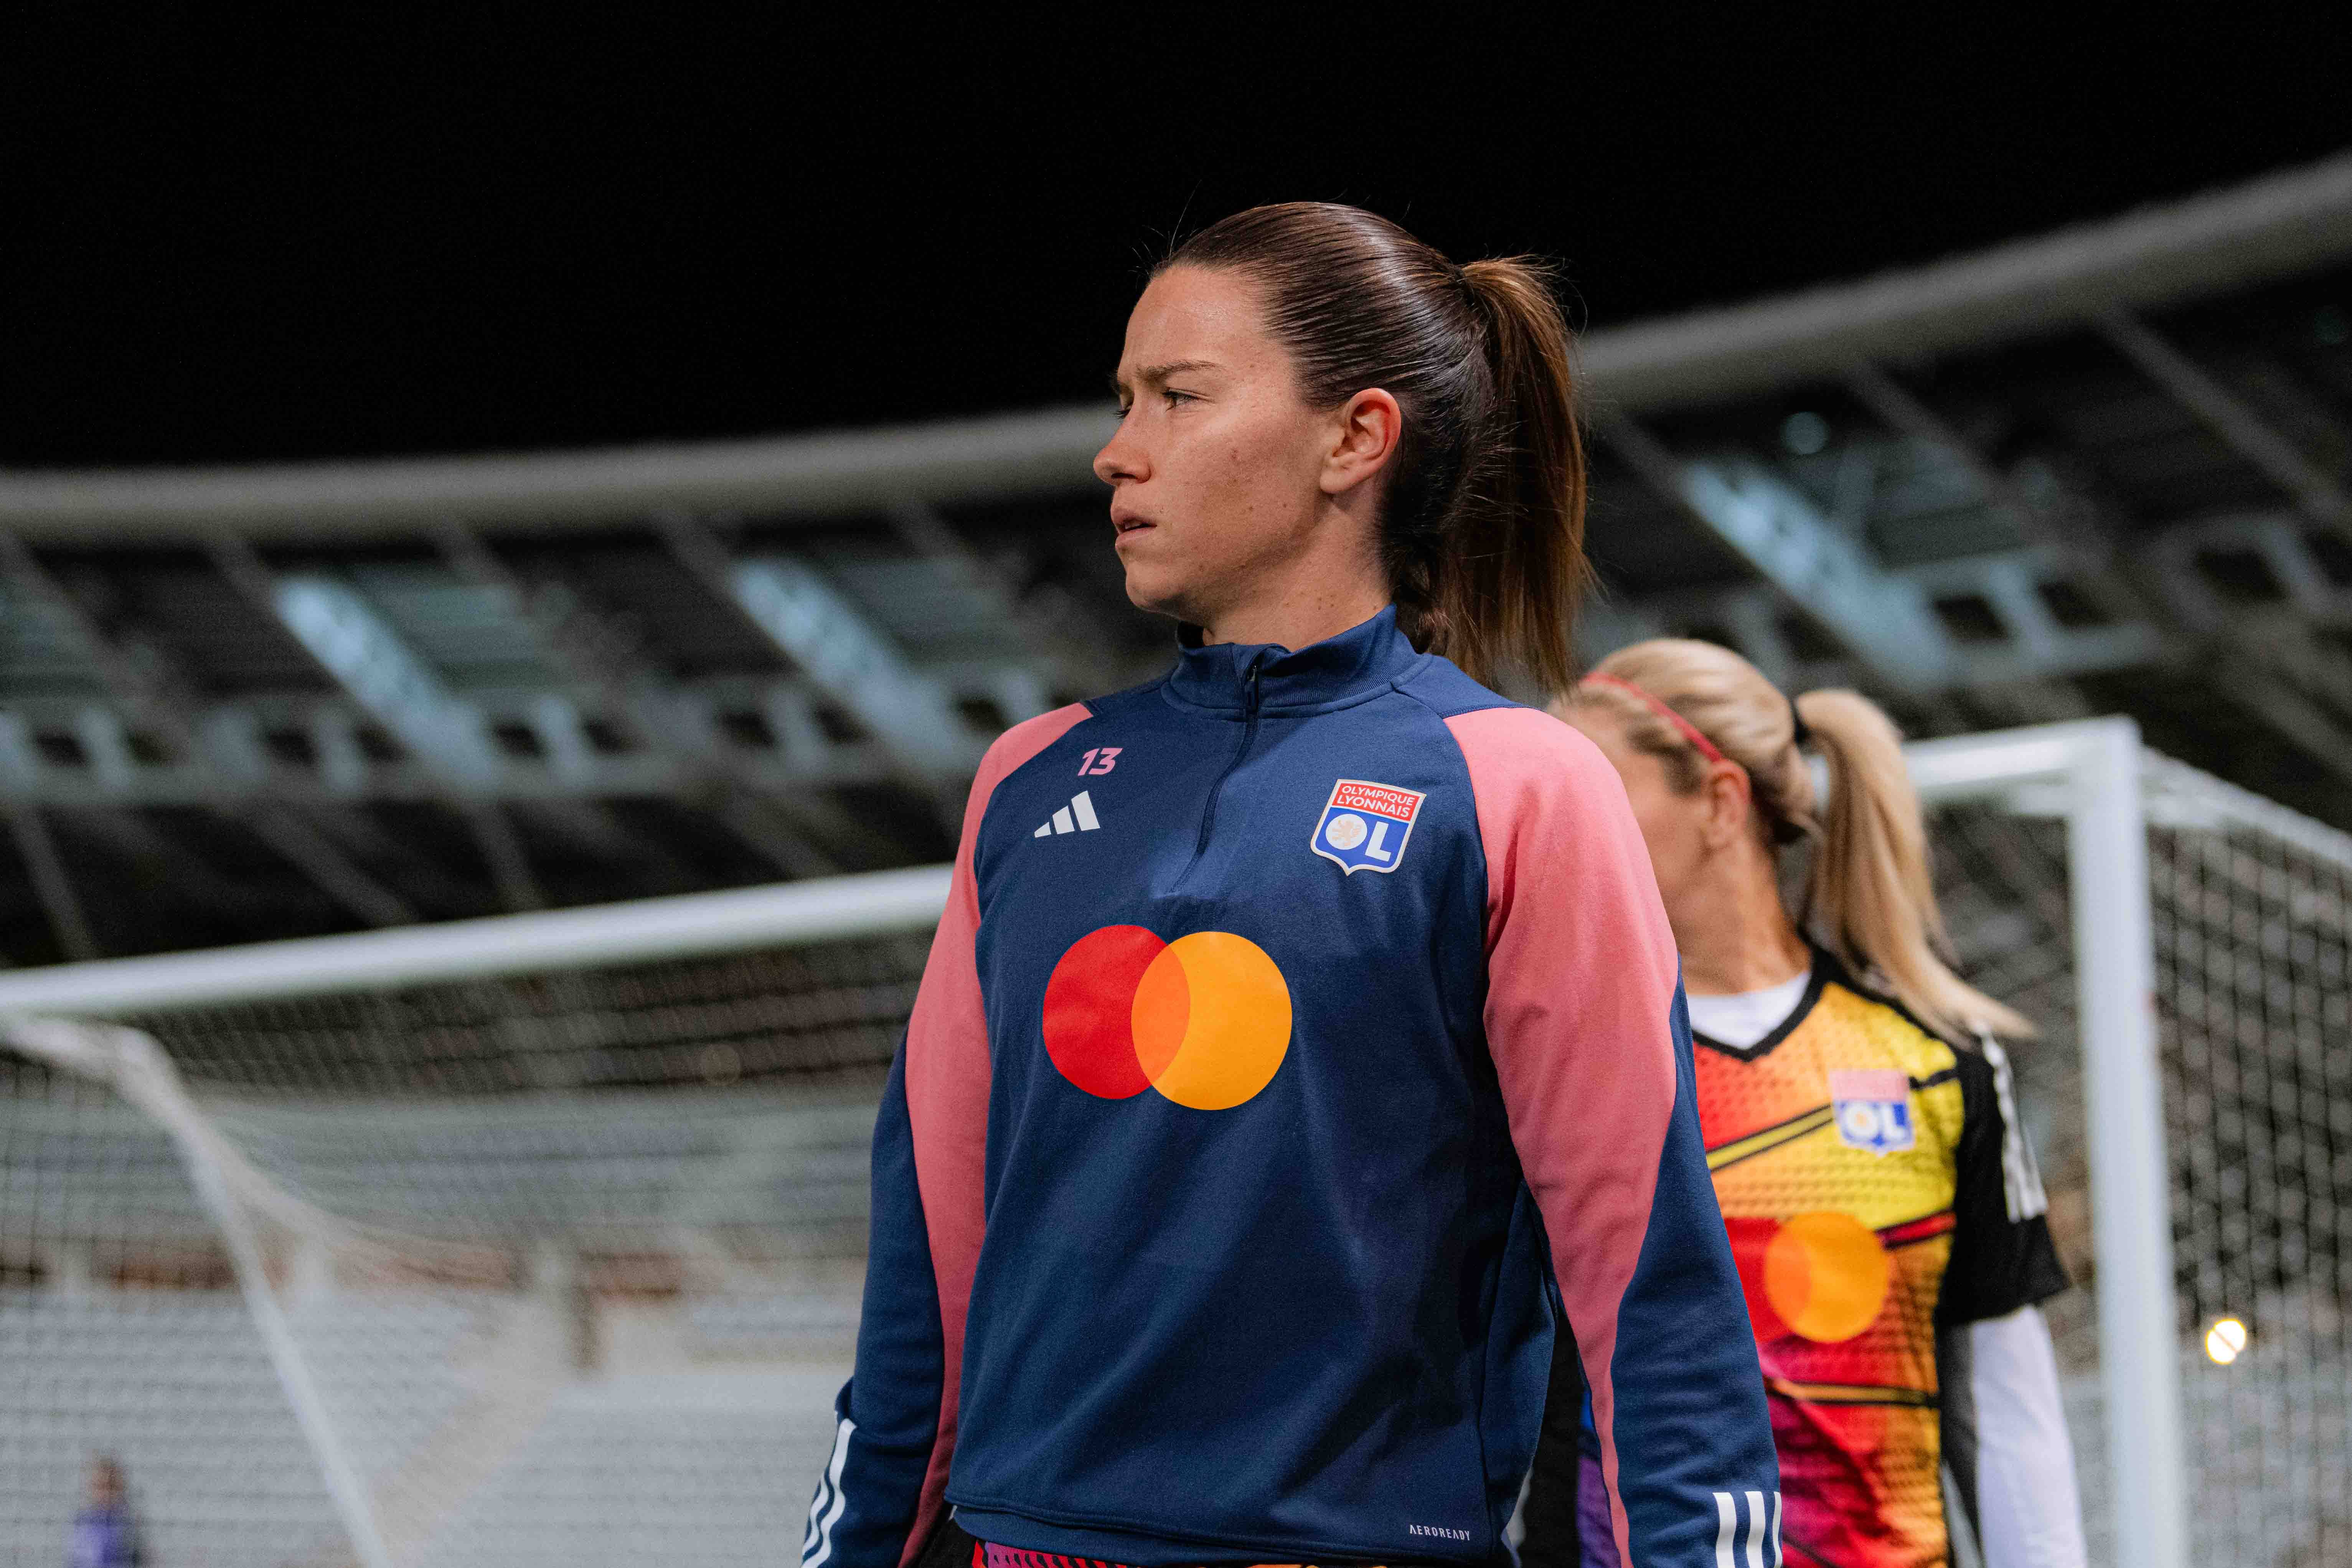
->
<box><xmin>1698</xmin><ymin>760</ymin><xmax>1755</xmax><ymax>850</ymax></box>
<box><xmin>1318</xmin><ymin>387</ymin><xmax>1403</xmax><ymax>498</ymax></box>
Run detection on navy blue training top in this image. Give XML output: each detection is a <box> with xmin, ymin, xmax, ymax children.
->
<box><xmin>803</xmin><ymin>610</ymin><xmax>1776</xmax><ymax>1568</ymax></box>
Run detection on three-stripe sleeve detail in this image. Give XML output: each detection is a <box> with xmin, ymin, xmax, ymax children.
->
<box><xmin>1977</xmin><ymin>1032</ymin><xmax>2049</xmax><ymax>1222</ymax></box>
<box><xmin>803</xmin><ymin>1415</ymin><xmax>856</xmax><ymax>1568</ymax></box>
<box><xmin>1712</xmin><ymin>1491</ymin><xmax>1783</xmax><ymax>1568</ymax></box>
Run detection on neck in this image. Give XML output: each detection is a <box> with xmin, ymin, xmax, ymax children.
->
<box><xmin>1196</xmin><ymin>495</ymin><xmax>1389</xmax><ymax>650</ymax></box>
<box><xmin>1670</xmin><ymin>840</ymin><xmax>1812</xmax><ymax>996</ymax></box>
<box><xmin>1201</xmin><ymin>579</ymin><xmax>1390</xmax><ymax>651</ymax></box>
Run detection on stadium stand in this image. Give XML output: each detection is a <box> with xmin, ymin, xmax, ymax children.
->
<box><xmin>0</xmin><ymin>157</ymin><xmax>2346</xmax><ymax>961</ymax></box>
<box><xmin>2</xmin><ymin>157</ymin><xmax>2349</xmax><ymax>1566</ymax></box>
<box><xmin>0</xmin><ymin>1290</ymin><xmax>347</xmax><ymax>1563</ymax></box>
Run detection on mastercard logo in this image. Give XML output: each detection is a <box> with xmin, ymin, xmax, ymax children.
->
<box><xmin>1730</xmin><ymin>1211</ymin><xmax>1893</xmax><ymax>1343</ymax></box>
<box><xmin>1041</xmin><ymin>926</ymin><xmax>1293</xmax><ymax>1110</ymax></box>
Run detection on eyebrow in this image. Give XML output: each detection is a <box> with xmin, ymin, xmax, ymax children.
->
<box><xmin>1109</xmin><ymin>359</ymin><xmax>1220</xmax><ymax>396</ymax></box>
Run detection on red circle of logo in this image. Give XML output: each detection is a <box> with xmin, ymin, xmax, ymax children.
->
<box><xmin>1041</xmin><ymin>926</ymin><xmax>1292</xmax><ymax>1110</ymax></box>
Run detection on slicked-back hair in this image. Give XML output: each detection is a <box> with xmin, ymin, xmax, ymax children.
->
<box><xmin>1163</xmin><ymin>203</ymin><xmax>1591</xmax><ymax>693</ymax></box>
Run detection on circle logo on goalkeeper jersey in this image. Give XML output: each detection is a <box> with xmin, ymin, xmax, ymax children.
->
<box><xmin>1042</xmin><ymin>927</ymin><xmax>1292</xmax><ymax>1109</ymax></box>
<box><xmin>1760</xmin><ymin>1211</ymin><xmax>1892</xmax><ymax>1342</ymax></box>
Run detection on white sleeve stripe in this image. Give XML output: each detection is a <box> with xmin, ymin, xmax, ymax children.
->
<box><xmin>1712</xmin><ymin>1487</ymin><xmax>1782</xmax><ymax>1568</ymax></box>
<box><xmin>802</xmin><ymin>1414</ymin><xmax>857</xmax><ymax>1568</ymax></box>
<box><xmin>1978</xmin><ymin>1033</ymin><xmax>2048</xmax><ymax>1223</ymax></box>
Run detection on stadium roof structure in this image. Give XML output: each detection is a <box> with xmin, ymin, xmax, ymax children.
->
<box><xmin>2</xmin><ymin>152</ymin><xmax>2350</xmax><ymax>961</ymax></box>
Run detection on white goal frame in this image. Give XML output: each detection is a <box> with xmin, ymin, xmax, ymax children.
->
<box><xmin>0</xmin><ymin>721</ymin><xmax>2189</xmax><ymax>1568</ymax></box>
<box><xmin>1905</xmin><ymin>717</ymin><xmax>2184</xmax><ymax>1568</ymax></box>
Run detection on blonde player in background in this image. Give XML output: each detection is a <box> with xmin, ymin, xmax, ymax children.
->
<box><xmin>1523</xmin><ymin>640</ymin><xmax>2084</xmax><ymax>1568</ymax></box>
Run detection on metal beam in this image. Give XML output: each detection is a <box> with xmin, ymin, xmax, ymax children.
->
<box><xmin>1837</xmin><ymin>378</ymin><xmax>2352</xmax><ymax>783</ymax></box>
<box><xmin>4</xmin><ymin>806</ymin><xmax>97</xmax><ymax>961</ymax></box>
<box><xmin>2098</xmin><ymin>309</ymin><xmax>2352</xmax><ymax>535</ymax></box>
<box><xmin>659</xmin><ymin>517</ymin><xmax>983</xmax><ymax>806</ymax></box>
<box><xmin>885</xmin><ymin>501</ymin><xmax>1135</xmax><ymax>706</ymax></box>
<box><xmin>0</xmin><ymin>532</ymin><xmax>417</xmax><ymax>928</ymax></box>
<box><xmin>1836</xmin><ymin>369</ymin><xmax>2180</xmax><ymax>667</ymax></box>
<box><xmin>0</xmin><ymin>687</ymin><xmax>900</xmax><ymax>808</ymax></box>
<box><xmin>1842</xmin><ymin>363</ymin><xmax>2103</xmax><ymax>564</ymax></box>
<box><xmin>0</xmin><ymin>406</ymin><xmax>1119</xmax><ymax>541</ymax></box>
<box><xmin>2150</xmin><ymin>513</ymin><xmax>2351</xmax><ymax>628</ymax></box>
<box><xmin>1609</xmin><ymin>410</ymin><xmax>2180</xmax><ymax>693</ymax></box>
<box><xmin>462</xmin><ymin>803</ymin><xmax>546</xmax><ymax>913</ymax></box>
<box><xmin>208</xmin><ymin>539</ymin><xmax>546</xmax><ymax>912</ymax></box>
<box><xmin>1604</xmin><ymin>417</ymin><xmax>1959</xmax><ymax>691</ymax></box>
<box><xmin>1588</xmin><ymin>580</ymin><xmax>1870</xmax><ymax>694</ymax></box>
<box><xmin>2215</xmin><ymin>652</ymin><xmax>2352</xmax><ymax>778</ymax></box>
<box><xmin>264</xmin><ymin>571</ymin><xmax>508</xmax><ymax>789</ymax></box>
<box><xmin>2126</xmin><ymin>513</ymin><xmax>2352</xmax><ymax>751</ymax></box>
<box><xmin>1606</xmin><ymin>419</ymin><xmax>1992</xmax><ymax>693</ymax></box>
<box><xmin>7</xmin><ymin>157</ymin><xmax>2352</xmax><ymax>542</ymax></box>
<box><xmin>61</xmin><ymin>809</ymin><xmax>317</xmax><ymax>926</ymax></box>
<box><xmin>430</xmin><ymin>524</ymin><xmax>843</xmax><ymax>877</ymax></box>
<box><xmin>1887</xmin><ymin>546</ymin><xmax>2165</xmax><ymax>682</ymax></box>
<box><xmin>1582</xmin><ymin>152</ymin><xmax>2352</xmax><ymax>412</ymax></box>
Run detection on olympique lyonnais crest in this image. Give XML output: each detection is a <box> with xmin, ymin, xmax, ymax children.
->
<box><xmin>1311</xmin><ymin>778</ymin><xmax>1427</xmax><ymax>876</ymax></box>
<box><xmin>1829</xmin><ymin>1068</ymin><xmax>1917</xmax><ymax>1156</ymax></box>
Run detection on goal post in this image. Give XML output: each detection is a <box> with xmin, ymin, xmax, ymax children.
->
<box><xmin>5</xmin><ymin>717</ymin><xmax>2347</xmax><ymax>1566</ymax></box>
<box><xmin>1907</xmin><ymin>718</ymin><xmax>2186</xmax><ymax>1568</ymax></box>
<box><xmin>0</xmin><ymin>865</ymin><xmax>954</xmax><ymax>1018</ymax></box>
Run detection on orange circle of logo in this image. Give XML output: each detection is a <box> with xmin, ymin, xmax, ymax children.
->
<box><xmin>1041</xmin><ymin>927</ymin><xmax>1292</xmax><ymax>1110</ymax></box>
<box><xmin>1761</xmin><ymin>1210</ymin><xmax>1892</xmax><ymax>1343</ymax></box>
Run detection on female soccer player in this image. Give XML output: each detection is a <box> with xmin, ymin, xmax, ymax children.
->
<box><xmin>1527</xmin><ymin>640</ymin><xmax>2085</xmax><ymax>1568</ymax></box>
<box><xmin>802</xmin><ymin>206</ymin><xmax>1776</xmax><ymax>1568</ymax></box>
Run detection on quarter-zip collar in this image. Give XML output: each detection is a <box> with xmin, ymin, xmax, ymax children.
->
<box><xmin>1165</xmin><ymin>606</ymin><xmax>1424</xmax><ymax>717</ymax></box>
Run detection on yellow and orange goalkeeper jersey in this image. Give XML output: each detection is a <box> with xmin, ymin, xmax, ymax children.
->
<box><xmin>1694</xmin><ymin>953</ymin><xmax>2066</xmax><ymax>1568</ymax></box>
<box><xmin>1523</xmin><ymin>951</ymin><xmax>2068</xmax><ymax>1568</ymax></box>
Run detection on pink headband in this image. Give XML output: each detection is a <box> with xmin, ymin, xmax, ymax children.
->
<box><xmin>1577</xmin><ymin>673</ymin><xmax>1728</xmax><ymax>765</ymax></box>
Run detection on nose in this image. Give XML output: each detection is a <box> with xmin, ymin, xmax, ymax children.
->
<box><xmin>1093</xmin><ymin>411</ymin><xmax>1144</xmax><ymax>488</ymax></box>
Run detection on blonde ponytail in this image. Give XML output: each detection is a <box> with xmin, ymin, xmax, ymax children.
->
<box><xmin>1557</xmin><ymin>639</ymin><xmax>2033</xmax><ymax>1042</ymax></box>
<box><xmin>1795</xmin><ymin>690</ymin><xmax>2033</xmax><ymax>1040</ymax></box>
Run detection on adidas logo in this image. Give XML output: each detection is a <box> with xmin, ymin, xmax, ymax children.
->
<box><xmin>1033</xmin><ymin>791</ymin><xmax>1102</xmax><ymax>837</ymax></box>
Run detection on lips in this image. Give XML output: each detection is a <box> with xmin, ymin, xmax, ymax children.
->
<box><xmin>1112</xmin><ymin>513</ymin><xmax>1155</xmax><ymax>540</ymax></box>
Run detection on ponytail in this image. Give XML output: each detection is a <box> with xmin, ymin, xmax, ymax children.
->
<box><xmin>1795</xmin><ymin>690</ymin><xmax>2034</xmax><ymax>1040</ymax></box>
<box><xmin>1560</xmin><ymin>639</ymin><xmax>2034</xmax><ymax>1042</ymax></box>
<box><xmin>1165</xmin><ymin>206</ymin><xmax>1590</xmax><ymax>691</ymax></box>
<box><xmin>1444</xmin><ymin>260</ymin><xmax>1592</xmax><ymax>696</ymax></box>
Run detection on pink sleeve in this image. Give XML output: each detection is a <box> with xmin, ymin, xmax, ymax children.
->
<box><xmin>1446</xmin><ymin>707</ymin><xmax>1683</xmax><ymax>1568</ymax></box>
<box><xmin>899</xmin><ymin>702</ymin><xmax>1089</xmax><ymax>1561</ymax></box>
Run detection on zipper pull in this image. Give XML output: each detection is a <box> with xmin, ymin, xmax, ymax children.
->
<box><xmin>1245</xmin><ymin>661</ymin><xmax>1262</xmax><ymax>714</ymax></box>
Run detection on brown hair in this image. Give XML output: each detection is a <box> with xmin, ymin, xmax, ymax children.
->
<box><xmin>1163</xmin><ymin>203</ymin><xmax>1591</xmax><ymax>692</ymax></box>
<box><xmin>1556</xmin><ymin>638</ymin><xmax>2034</xmax><ymax>1041</ymax></box>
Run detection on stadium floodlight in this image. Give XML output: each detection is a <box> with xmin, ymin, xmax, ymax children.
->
<box><xmin>6</xmin><ymin>718</ymin><xmax>2350</xmax><ymax>1566</ymax></box>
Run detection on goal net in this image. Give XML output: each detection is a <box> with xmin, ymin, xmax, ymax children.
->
<box><xmin>0</xmin><ymin>721</ymin><xmax>2342</xmax><ymax>1568</ymax></box>
<box><xmin>1912</xmin><ymin>727</ymin><xmax>2351</xmax><ymax>1568</ymax></box>
<box><xmin>0</xmin><ymin>870</ymin><xmax>944</xmax><ymax>1568</ymax></box>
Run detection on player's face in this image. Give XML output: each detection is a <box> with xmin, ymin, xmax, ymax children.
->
<box><xmin>1095</xmin><ymin>266</ymin><xmax>1338</xmax><ymax>627</ymax></box>
<box><xmin>1563</xmin><ymin>708</ymin><xmax>1714</xmax><ymax>923</ymax></box>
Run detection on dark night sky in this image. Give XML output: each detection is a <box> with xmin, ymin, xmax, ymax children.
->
<box><xmin>8</xmin><ymin>8</ymin><xmax>2349</xmax><ymax>469</ymax></box>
